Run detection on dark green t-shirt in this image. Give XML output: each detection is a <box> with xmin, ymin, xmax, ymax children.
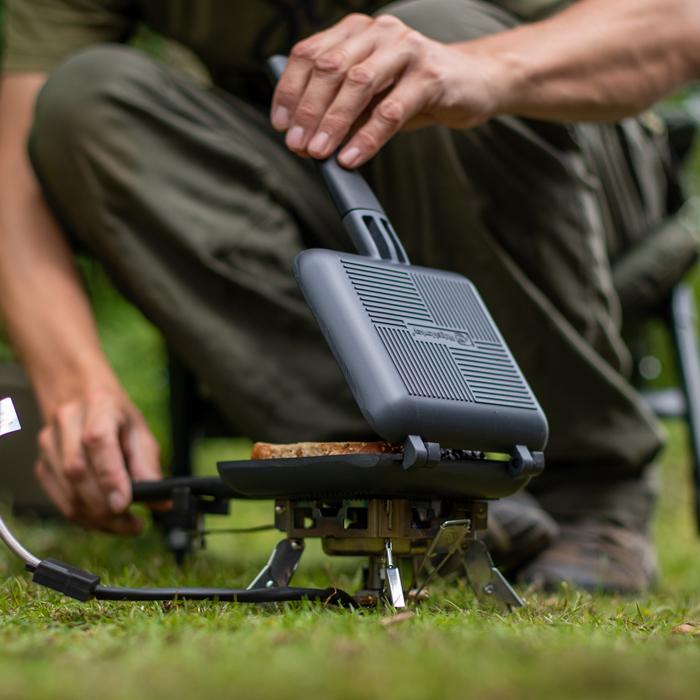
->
<box><xmin>2</xmin><ymin>0</ymin><xmax>571</xmax><ymax>100</ymax></box>
<box><xmin>4</xmin><ymin>0</ymin><xmax>398</xmax><ymax>100</ymax></box>
<box><xmin>3</xmin><ymin>0</ymin><xmax>393</xmax><ymax>95</ymax></box>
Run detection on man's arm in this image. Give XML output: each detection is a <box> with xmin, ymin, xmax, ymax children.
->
<box><xmin>271</xmin><ymin>0</ymin><xmax>700</xmax><ymax>168</ymax></box>
<box><xmin>0</xmin><ymin>74</ymin><xmax>163</xmax><ymax>533</ymax></box>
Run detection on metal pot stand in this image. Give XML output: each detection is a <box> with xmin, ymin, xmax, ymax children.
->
<box><xmin>0</xmin><ymin>414</ymin><xmax>540</xmax><ymax>611</ymax></box>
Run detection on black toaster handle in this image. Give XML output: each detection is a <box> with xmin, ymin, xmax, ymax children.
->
<box><xmin>266</xmin><ymin>55</ymin><xmax>409</xmax><ymax>264</ymax></box>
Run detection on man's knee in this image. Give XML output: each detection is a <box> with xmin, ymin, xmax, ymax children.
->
<box><xmin>379</xmin><ymin>0</ymin><xmax>516</xmax><ymax>44</ymax></box>
<box><xmin>30</xmin><ymin>45</ymin><xmax>161</xmax><ymax>177</ymax></box>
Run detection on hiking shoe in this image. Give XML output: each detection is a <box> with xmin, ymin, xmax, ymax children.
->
<box><xmin>516</xmin><ymin>518</ymin><xmax>658</xmax><ymax>593</ymax></box>
<box><xmin>479</xmin><ymin>491</ymin><xmax>560</xmax><ymax>572</ymax></box>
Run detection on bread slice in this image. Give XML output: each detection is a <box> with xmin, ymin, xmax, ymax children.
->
<box><xmin>250</xmin><ymin>441</ymin><xmax>402</xmax><ymax>460</ymax></box>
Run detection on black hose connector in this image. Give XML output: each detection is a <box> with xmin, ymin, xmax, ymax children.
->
<box><xmin>32</xmin><ymin>558</ymin><xmax>102</xmax><ymax>602</ymax></box>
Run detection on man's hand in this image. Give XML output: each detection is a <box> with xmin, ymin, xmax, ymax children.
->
<box><xmin>35</xmin><ymin>389</ymin><xmax>163</xmax><ymax>534</ymax></box>
<box><xmin>271</xmin><ymin>13</ymin><xmax>495</xmax><ymax>169</ymax></box>
<box><xmin>272</xmin><ymin>0</ymin><xmax>700</xmax><ymax>168</ymax></box>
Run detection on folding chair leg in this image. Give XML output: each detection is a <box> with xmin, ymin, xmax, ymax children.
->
<box><xmin>669</xmin><ymin>282</ymin><xmax>700</xmax><ymax>532</ymax></box>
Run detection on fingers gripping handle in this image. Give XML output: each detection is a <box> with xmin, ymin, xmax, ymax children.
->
<box><xmin>266</xmin><ymin>55</ymin><xmax>409</xmax><ymax>263</ymax></box>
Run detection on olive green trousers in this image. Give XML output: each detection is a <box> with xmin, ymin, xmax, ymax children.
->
<box><xmin>29</xmin><ymin>0</ymin><xmax>681</xmax><ymax>529</ymax></box>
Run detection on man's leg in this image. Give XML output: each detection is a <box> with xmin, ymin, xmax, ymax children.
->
<box><xmin>373</xmin><ymin>0</ymin><xmax>667</xmax><ymax>588</ymax></box>
<box><xmin>29</xmin><ymin>45</ymin><xmax>370</xmax><ymax>444</ymax></box>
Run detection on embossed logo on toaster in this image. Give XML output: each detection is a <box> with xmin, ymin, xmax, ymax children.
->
<box><xmin>409</xmin><ymin>325</ymin><xmax>474</xmax><ymax>348</ymax></box>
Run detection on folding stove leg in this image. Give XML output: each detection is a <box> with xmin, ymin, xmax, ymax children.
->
<box><xmin>413</xmin><ymin>519</ymin><xmax>472</xmax><ymax>598</ymax></box>
<box><xmin>384</xmin><ymin>540</ymin><xmax>406</xmax><ymax>609</ymax></box>
<box><xmin>461</xmin><ymin>540</ymin><xmax>524</xmax><ymax>612</ymax></box>
<box><xmin>247</xmin><ymin>539</ymin><xmax>305</xmax><ymax>590</ymax></box>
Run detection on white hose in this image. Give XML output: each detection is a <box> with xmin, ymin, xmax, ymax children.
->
<box><xmin>0</xmin><ymin>398</ymin><xmax>41</xmax><ymax>568</ymax></box>
<box><xmin>0</xmin><ymin>510</ymin><xmax>40</xmax><ymax>569</ymax></box>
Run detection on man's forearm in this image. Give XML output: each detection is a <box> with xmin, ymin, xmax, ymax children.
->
<box><xmin>274</xmin><ymin>0</ymin><xmax>700</xmax><ymax>167</ymax></box>
<box><xmin>456</xmin><ymin>0</ymin><xmax>700</xmax><ymax>123</ymax></box>
<box><xmin>0</xmin><ymin>74</ymin><xmax>162</xmax><ymax>533</ymax></box>
<box><xmin>0</xmin><ymin>74</ymin><xmax>122</xmax><ymax>419</ymax></box>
